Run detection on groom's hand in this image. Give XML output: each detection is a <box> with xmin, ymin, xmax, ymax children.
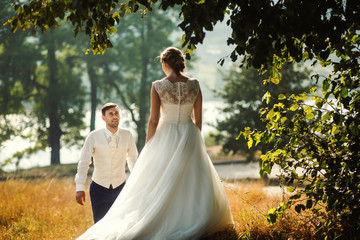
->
<box><xmin>76</xmin><ymin>191</ymin><xmax>86</xmax><ymax>205</ymax></box>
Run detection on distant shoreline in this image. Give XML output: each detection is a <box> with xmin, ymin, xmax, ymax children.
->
<box><xmin>0</xmin><ymin>162</ymin><xmax>285</xmax><ymax>187</ymax></box>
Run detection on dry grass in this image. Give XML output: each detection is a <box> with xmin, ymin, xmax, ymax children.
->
<box><xmin>225</xmin><ymin>181</ymin><xmax>282</xmax><ymax>237</ymax></box>
<box><xmin>0</xmin><ymin>178</ymin><xmax>92</xmax><ymax>240</ymax></box>
<box><xmin>0</xmin><ymin>178</ymin><xmax>318</xmax><ymax>240</ymax></box>
<box><xmin>220</xmin><ymin>180</ymin><xmax>320</xmax><ymax>239</ymax></box>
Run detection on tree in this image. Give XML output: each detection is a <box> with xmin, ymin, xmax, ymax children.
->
<box><xmin>216</xmin><ymin>64</ymin><xmax>311</xmax><ymax>159</ymax></box>
<box><xmin>108</xmin><ymin>8</ymin><xmax>177</xmax><ymax>149</ymax></box>
<box><xmin>31</xmin><ymin>28</ymin><xmax>87</xmax><ymax>165</ymax></box>
<box><xmin>2</xmin><ymin>1</ymin><xmax>178</xmax><ymax>169</ymax></box>
<box><xmin>0</xmin><ymin>0</ymin><xmax>40</xmax><ymax>149</ymax></box>
<box><xmin>84</xmin><ymin>54</ymin><xmax>100</xmax><ymax>132</ymax></box>
<box><xmin>1</xmin><ymin>2</ymin><xmax>87</xmax><ymax>166</ymax></box>
<box><xmin>75</xmin><ymin>6</ymin><xmax>178</xmax><ymax>150</ymax></box>
<box><xmin>80</xmin><ymin>52</ymin><xmax>110</xmax><ymax>132</ymax></box>
<box><xmin>7</xmin><ymin>0</ymin><xmax>360</xmax><ymax>236</ymax></box>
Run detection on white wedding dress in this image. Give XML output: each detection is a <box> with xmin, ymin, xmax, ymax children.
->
<box><xmin>77</xmin><ymin>78</ymin><xmax>234</xmax><ymax>240</ymax></box>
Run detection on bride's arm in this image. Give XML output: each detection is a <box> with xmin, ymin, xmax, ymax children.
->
<box><xmin>193</xmin><ymin>89</ymin><xmax>203</xmax><ymax>131</ymax></box>
<box><xmin>146</xmin><ymin>85</ymin><xmax>161</xmax><ymax>143</ymax></box>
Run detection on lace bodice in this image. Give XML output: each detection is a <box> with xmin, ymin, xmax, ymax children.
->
<box><xmin>153</xmin><ymin>78</ymin><xmax>199</xmax><ymax>104</ymax></box>
<box><xmin>153</xmin><ymin>78</ymin><xmax>200</xmax><ymax>124</ymax></box>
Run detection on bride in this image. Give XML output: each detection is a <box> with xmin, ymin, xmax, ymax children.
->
<box><xmin>77</xmin><ymin>47</ymin><xmax>234</xmax><ymax>240</ymax></box>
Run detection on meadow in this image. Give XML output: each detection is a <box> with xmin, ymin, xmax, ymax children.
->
<box><xmin>0</xmin><ymin>176</ymin><xmax>319</xmax><ymax>239</ymax></box>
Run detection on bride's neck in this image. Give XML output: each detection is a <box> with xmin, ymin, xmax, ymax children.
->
<box><xmin>166</xmin><ymin>71</ymin><xmax>187</xmax><ymax>82</ymax></box>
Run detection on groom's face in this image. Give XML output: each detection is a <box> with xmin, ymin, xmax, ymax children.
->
<box><xmin>102</xmin><ymin>107</ymin><xmax>120</xmax><ymax>128</ymax></box>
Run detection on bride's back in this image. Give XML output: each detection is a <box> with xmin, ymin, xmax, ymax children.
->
<box><xmin>153</xmin><ymin>78</ymin><xmax>199</xmax><ymax>124</ymax></box>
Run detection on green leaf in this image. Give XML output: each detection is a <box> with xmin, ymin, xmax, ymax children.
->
<box><xmin>296</xmin><ymin>93</ymin><xmax>308</xmax><ymax>101</ymax></box>
<box><xmin>287</xmin><ymin>186</ymin><xmax>296</xmax><ymax>193</ymax></box>
<box><xmin>278</xmin><ymin>94</ymin><xmax>286</xmax><ymax>100</ymax></box>
<box><xmin>259</xmin><ymin>108</ymin><xmax>267</xmax><ymax>116</ymax></box>
<box><xmin>247</xmin><ymin>135</ymin><xmax>253</xmax><ymax>148</ymax></box>
<box><xmin>108</xmin><ymin>27</ymin><xmax>117</xmax><ymax>34</ymax></box>
<box><xmin>340</xmin><ymin>76</ymin><xmax>345</xmax><ymax>84</ymax></box>
<box><xmin>235</xmin><ymin>132</ymin><xmax>242</xmax><ymax>141</ymax></box>
<box><xmin>262</xmin><ymin>91</ymin><xmax>271</xmax><ymax>104</ymax></box>
<box><xmin>305</xmin><ymin>106</ymin><xmax>314</xmax><ymax>120</ymax></box>
<box><xmin>315</xmin><ymin>98</ymin><xmax>324</xmax><ymax>109</ymax></box>
<box><xmin>112</xmin><ymin>12</ymin><xmax>120</xmax><ymax>18</ymax></box>
<box><xmin>254</xmin><ymin>132</ymin><xmax>262</xmax><ymax>146</ymax></box>
<box><xmin>322</xmin><ymin>79</ymin><xmax>330</xmax><ymax>92</ymax></box>
<box><xmin>351</xmin><ymin>35</ymin><xmax>360</xmax><ymax>44</ymax></box>
<box><xmin>322</xmin><ymin>111</ymin><xmax>331</xmax><ymax>121</ymax></box>
<box><xmin>331</xmin><ymin>125</ymin><xmax>339</xmax><ymax>134</ymax></box>
<box><xmin>340</xmin><ymin>87</ymin><xmax>348</xmax><ymax>98</ymax></box>
<box><xmin>270</xmin><ymin>77</ymin><xmax>280</xmax><ymax>85</ymax></box>
<box><xmin>267</xmin><ymin>207</ymin><xmax>277</xmax><ymax>224</ymax></box>
<box><xmin>309</xmin><ymin>87</ymin><xmax>317</xmax><ymax>94</ymax></box>
<box><xmin>290</xmin><ymin>104</ymin><xmax>299</xmax><ymax>111</ymax></box>
<box><xmin>261</xmin><ymin>160</ymin><xmax>272</xmax><ymax>176</ymax></box>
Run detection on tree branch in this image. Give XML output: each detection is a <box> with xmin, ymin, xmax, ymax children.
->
<box><xmin>102</xmin><ymin>63</ymin><xmax>139</xmax><ymax>125</ymax></box>
<box><xmin>113</xmin><ymin>83</ymin><xmax>139</xmax><ymax>126</ymax></box>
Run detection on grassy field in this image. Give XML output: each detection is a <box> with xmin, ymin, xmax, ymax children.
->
<box><xmin>0</xmin><ymin>167</ymin><xmax>318</xmax><ymax>239</ymax></box>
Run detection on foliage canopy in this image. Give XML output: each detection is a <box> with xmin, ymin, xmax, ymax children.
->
<box><xmin>1</xmin><ymin>0</ymin><xmax>178</xmax><ymax>167</ymax></box>
<box><xmin>1</xmin><ymin>0</ymin><xmax>87</xmax><ymax>166</ymax></box>
<box><xmin>216</xmin><ymin>64</ymin><xmax>311</xmax><ymax>159</ymax></box>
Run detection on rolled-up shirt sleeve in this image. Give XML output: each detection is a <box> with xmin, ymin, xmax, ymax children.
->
<box><xmin>75</xmin><ymin>133</ymin><xmax>94</xmax><ymax>192</ymax></box>
<box><xmin>126</xmin><ymin>132</ymin><xmax>138</xmax><ymax>172</ymax></box>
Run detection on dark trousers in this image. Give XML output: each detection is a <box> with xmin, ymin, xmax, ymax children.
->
<box><xmin>89</xmin><ymin>181</ymin><xmax>125</xmax><ymax>223</ymax></box>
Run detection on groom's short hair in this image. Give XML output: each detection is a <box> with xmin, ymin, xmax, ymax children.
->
<box><xmin>101</xmin><ymin>103</ymin><xmax>119</xmax><ymax>116</ymax></box>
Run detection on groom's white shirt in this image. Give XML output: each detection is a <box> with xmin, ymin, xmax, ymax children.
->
<box><xmin>75</xmin><ymin>127</ymin><xmax>138</xmax><ymax>192</ymax></box>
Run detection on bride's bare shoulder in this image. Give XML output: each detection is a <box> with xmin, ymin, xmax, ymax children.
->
<box><xmin>188</xmin><ymin>78</ymin><xmax>199</xmax><ymax>83</ymax></box>
<box><xmin>152</xmin><ymin>78</ymin><xmax>167</xmax><ymax>85</ymax></box>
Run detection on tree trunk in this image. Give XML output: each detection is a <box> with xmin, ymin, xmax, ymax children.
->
<box><xmin>137</xmin><ymin>19</ymin><xmax>151</xmax><ymax>150</ymax></box>
<box><xmin>87</xmin><ymin>62</ymin><xmax>97</xmax><ymax>132</ymax></box>
<box><xmin>46</xmin><ymin>31</ymin><xmax>62</xmax><ymax>165</ymax></box>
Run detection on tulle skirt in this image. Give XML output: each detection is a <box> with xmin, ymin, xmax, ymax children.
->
<box><xmin>77</xmin><ymin>120</ymin><xmax>233</xmax><ymax>240</ymax></box>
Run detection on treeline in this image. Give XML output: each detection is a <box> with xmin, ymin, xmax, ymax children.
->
<box><xmin>0</xmin><ymin>0</ymin><xmax>178</xmax><ymax>167</ymax></box>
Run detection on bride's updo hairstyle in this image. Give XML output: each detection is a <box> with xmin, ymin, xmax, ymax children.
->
<box><xmin>160</xmin><ymin>47</ymin><xmax>186</xmax><ymax>73</ymax></box>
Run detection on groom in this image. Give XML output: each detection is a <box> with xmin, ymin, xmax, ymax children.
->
<box><xmin>75</xmin><ymin>103</ymin><xmax>138</xmax><ymax>223</ymax></box>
